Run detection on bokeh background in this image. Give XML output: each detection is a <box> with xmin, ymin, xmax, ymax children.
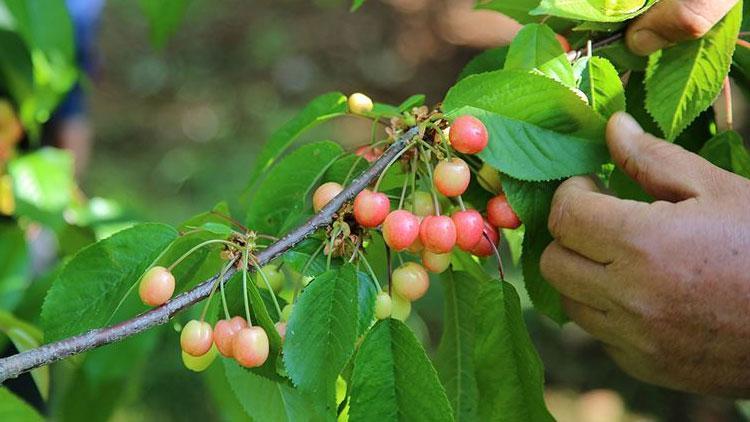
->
<box><xmin>5</xmin><ymin>0</ymin><xmax>750</xmax><ymax>420</ymax></box>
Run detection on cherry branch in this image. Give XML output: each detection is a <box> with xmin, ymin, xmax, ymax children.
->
<box><xmin>0</xmin><ymin>126</ymin><xmax>420</xmax><ymax>383</ymax></box>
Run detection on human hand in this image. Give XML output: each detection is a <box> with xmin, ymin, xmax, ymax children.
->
<box><xmin>540</xmin><ymin>112</ymin><xmax>750</xmax><ymax>396</ymax></box>
<box><xmin>626</xmin><ymin>0</ymin><xmax>739</xmax><ymax>55</ymax></box>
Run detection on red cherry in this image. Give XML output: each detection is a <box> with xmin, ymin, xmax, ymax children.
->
<box><xmin>487</xmin><ymin>194</ymin><xmax>521</xmax><ymax>229</ymax></box>
<box><xmin>451</xmin><ymin>209</ymin><xmax>484</xmax><ymax>251</ymax></box>
<box><xmin>433</xmin><ymin>158</ymin><xmax>470</xmax><ymax>197</ymax></box>
<box><xmin>392</xmin><ymin>262</ymin><xmax>429</xmax><ymax>301</ymax></box>
<box><xmin>354</xmin><ymin>189</ymin><xmax>390</xmax><ymax>228</ymax></box>
<box><xmin>181</xmin><ymin>320</ymin><xmax>213</xmax><ymax>357</ymax></box>
<box><xmin>139</xmin><ymin>266</ymin><xmax>175</xmax><ymax>306</ymax></box>
<box><xmin>233</xmin><ymin>326</ymin><xmax>270</xmax><ymax>368</ymax></box>
<box><xmin>471</xmin><ymin>219</ymin><xmax>500</xmax><ymax>257</ymax></box>
<box><xmin>355</xmin><ymin>144</ymin><xmax>384</xmax><ymax>162</ymax></box>
<box><xmin>312</xmin><ymin>182</ymin><xmax>343</xmax><ymax>212</ymax></box>
<box><xmin>419</xmin><ymin>215</ymin><xmax>456</xmax><ymax>253</ymax></box>
<box><xmin>382</xmin><ymin>210</ymin><xmax>420</xmax><ymax>251</ymax></box>
<box><xmin>275</xmin><ymin>322</ymin><xmax>287</xmax><ymax>342</ymax></box>
<box><xmin>449</xmin><ymin>115</ymin><xmax>488</xmax><ymax>154</ymax></box>
<box><xmin>421</xmin><ymin>250</ymin><xmax>451</xmax><ymax>273</ymax></box>
<box><xmin>213</xmin><ymin>316</ymin><xmax>248</xmax><ymax>357</ymax></box>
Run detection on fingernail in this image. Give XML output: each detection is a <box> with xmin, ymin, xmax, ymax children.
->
<box><xmin>629</xmin><ymin>29</ymin><xmax>669</xmax><ymax>56</ymax></box>
<box><xmin>610</xmin><ymin>112</ymin><xmax>643</xmax><ymax>138</ymax></box>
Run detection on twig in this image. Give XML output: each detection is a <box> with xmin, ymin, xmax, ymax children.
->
<box><xmin>0</xmin><ymin>126</ymin><xmax>420</xmax><ymax>382</ymax></box>
<box><xmin>566</xmin><ymin>31</ymin><xmax>625</xmax><ymax>62</ymax></box>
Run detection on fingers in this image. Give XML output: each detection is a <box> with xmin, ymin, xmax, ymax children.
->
<box><xmin>548</xmin><ymin>176</ymin><xmax>641</xmax><ymax>263</ymax></box>
<box><xmin>626</xmin><ymin>0</ymin><xmax>739</xmax><ymax>56</ymax></box>
<box><xmin>561</xmin><ymin>296</ymin><xmax>622</xmax><ymax>346</ymax></box>
<box><xmin>607</xmin><ymin>112</ymin><xmax>718</xmax><ymax>202</ymax></box>
<box><xmin>540</xmin><ymin>241</ymin><xmax>611</xmax><ymax>310</ymax></box>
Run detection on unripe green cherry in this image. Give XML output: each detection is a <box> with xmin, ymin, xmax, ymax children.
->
<box><xmin>421</xmin><ymin>250</ymin><xmax>451</xmax><ymax>273</ymax></box>
<box><xmin>433</xmin><ymin>158</ymin><xmax>471</xmax><ymax>197</ymax></box>
<box><xmin>275</xmin><ymin>321</ymin><xmax>287</xmax><ymax>342</ymax></box>
<box><xmin>407</xmin><ymin>191</ymin><xmax>435</xmax><ymax>216</ymax></box>
<box><xmin>213</xmin><ymin>316</ymin><xmax>248</xmax><ymax>357</ymax></box>
<box><xmin>392</xmin><ymin>262</ymin><xmax>429</xmax><ymax>301</ymax></box>
<box><xmin>139</xmin><ymin>266</ymin><xmax>175</xmax><ymax>307</ymax></box>
<box><xmin>374</xmin><ymin>292</ymin><xmax>392</xmax><ymax>320</ymax></box>
<box><xmin>477</xmin><ymin>163</ymin><xmax>502</xmax><ymax>194</ymax></box>
<box><xmin>181</xmin><ymin>320</ymin><xmax>213</xmax><ymax>357</ymax></box>
<box><xmin>313</xmin><ymin>182</ymin><xmax>343</xmax><ymax>212</ymax></box>
<box><xmin>182</xmin><ymin>343</ymin><xmax>218</xmax><ymax>372</ymax></box>
<box><xmin>281</xmin><ymin>304</ymin><xmax>294</xmax><ymax>322</ymax></box>
<box><xmin>255</xmin><ymin>264</ymin><xmax>285</xmax><ymax>292</ymax></box>
<box><xmin>391</xmin><ymin>294</ymin><xmax>411</xmax><ymax>321</ymax></box>
<box><xmin>348</xmin><ymin>92</ymin><xmax>374</xmax><ymax>114</ymax></box>
<box><xmin>233</xmin><ymin>326</ymin><xmax>270</xmax><ymax>368</ymax></box>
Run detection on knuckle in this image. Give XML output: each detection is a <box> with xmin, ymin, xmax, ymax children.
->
<box><xmin>548</xmin><ymin>190</ymin><xmax>571</xmax><ymax>239</ymax></box>
<box><xmin>539</xmin><ymin>243</ymin><xmax>559</xmax><ymax>281</ymax></box>
<box><xmin>674</xmin><ymin>4</ymin><xmax>714</xmax><ymax>39</ymax></box>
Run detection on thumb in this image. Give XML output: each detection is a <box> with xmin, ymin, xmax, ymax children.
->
<box><xmin>625</xmin><ymin>0</ymin><xmax>738</xmax><ymax>56</ymax></box>
<box><xmin>607</xmin><ymin>112</ymin><xmax>714</xmax><ymax>202</ymax></box>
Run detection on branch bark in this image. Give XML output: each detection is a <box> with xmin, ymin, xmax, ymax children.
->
<box><xmin>0</xmin><ymin>126</ymin><xmax>420</xmax><ymax>382</ymax></box>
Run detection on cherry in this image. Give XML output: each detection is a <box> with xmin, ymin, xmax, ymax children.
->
<box><xmin>391</xmin><ymin>294</ymin><xmax>411</xmax><ymax>321</ymax></box>
<box><xmin>374</xmin><ymin>292</ymin><xmax>392</xmax><ymax>320</ymax></box>
<box><xmin>470</xmin><ymin>219</ymin><xmax>500</xmax><ymax>257</ymax></box>
<box><xmin>233</xmin><ymin>326</ymin><xmax>270</xmax><ymax>368</ymax></box>
<box><xmin>182</xmin><ymin>344</ymin><xmax>218</xmax><ymax>372</ymax></box>
<box><xmin>354</xmin><ymin>189</ymin><xmax>390</xmax><ymax>228</ymax></box>
<box><xmin>406</xmin><ymin>235</ymin><xmax>424</xmax><ymax>253</ymax></box>
<box><xmin>434</xmin><ymin>158</ymin><xmax>470</xmax><ymax>197</ymax></box>
<box><xmin>255</xmin><ymin>264</ymin><xmax>285</xmax><ymax>292</ymax></box>
<box><xmin>213</xmin><ymin>316</ymin><xmax>248</xmax><ymax>357</ymax></box>
<box><xmin>382</xmin><ymin>210</ymin><xmax>420</xmax><ymax>251</ymax></box>
<box><xmin>392</xmin><ymin>262</ymin><xmax>429</xmax><ymax>301</ymax></box>
<box><xmin>487</xmin><ymin>194</ymin><xmax>521</xmax><ymax>229</ymax></box>
<box><xmin>407</xmin><ymin>191</ymin><xmax>435</xmax><ymax>217</ymax></box>
<box><xmin>556</xmin><ymin>34</ymin><xmax>571</xmax><ymax>52</ymax></box>
<box><xmin>281</xmin><ymin>304</ymin><xmax>294</xmax><ymax>322</ymax></box>
<box><xmin>419</xmin><ymin>215</ymin><xmax>456</xmax><ymax>253</ymax></box>
<box><xmin>449</xmin><ymin>115</ymin><xmax>489</xmax><ymax>154</ymax></box>
<box><xmin>181</xmin><ymin>320</ymin><xmax>214</xmax><ymax>357</ymax></box>
<box><xmin>138</xmin><ymin>266</ymin><xmax>175</xmax><ymax>307</ymax></box>
<box><xmin>313</xmin><ymin>182</ymin><xmax>343</xmax><ymax>212</ymax></box>
<box><xmin>422</xmin><ymin>250</ymin><xmax>451</xmax><ymax>273</ymax></box>
<box><xmin>275</xmin><ymin>322</ymin><xmax>287</xmax><ymax>342</ymax></box>
<box><xmin>451</xmin><ymin>209</ymin><xmax>485</xmax><ymax>251</ymax></box>
<box><xmin>348</xmin><ymin>92</ymin><xmax>373</xmax><ymax>115</ymax></box>
<box><xmin>355</xmin><ymin>144</ymin><xmax>384</xmax><ymax>162</ymax></box>
<box><xmin>477</xmin><ymin>163</ymin><xmax>502</xmax><ymax>194</ymax></box>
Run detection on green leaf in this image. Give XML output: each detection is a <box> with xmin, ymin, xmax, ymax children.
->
<box><xmin>451</xmin><ymin>106</ymin><xmax>608</xmax><ymax>181</ymax></box>
<box><xmin>199</xmin><ymin>222</ymin><xmax>234</xmax><ymax>236</ymax></box>
<box><xmin>435</xmin><ymin>271</ymin><xmax>480</xmax><ymax>421</ymax></box>
<box><xmin>0</xmin><ymin>387</ymin><xmax>43</xmax><ymax>422</ymax></box>
<box><xmin>474</xmin><ymin>281</ymin><xmax>553</xmax><ymax>421</ymax></box>
<box><xmin>351</xmin><ymin>0</ymin><xmax>367</xmax><ymax>11</ymax></box>
<box><xmin>458</xmin><ymin>47</ymin><xmax>508</xmax><ymax>81</ymax></box>
<box><xmin>224</xmin><ymin>359</ymin><xmax>325</xmax><ymax>421</ymax></box>
<box><xmin>645</xmin><ymin>2</ymin><xmax>742</xmax><ymax>140</ymax></box>
<box><xmin>501</xmin><ymin>177</ymin><xmax>566</xmax><ymax>323</ymax></box>
<box><xmin>476</xmin><ymin>0</ymin><xmax>544</xmax><ymax>24</ymax></box>
<box><xmin>398</xmin><ymin>94</ymin><xmax>426</xmax><ymax>111</ymax></box>
<box><xmin>505</xmin><ymin>24</ymin><xmax>575</xmax><ymax>87</ymax></box>
<box><xmin>245</xmin><ymin>141</ymin><xmax>343</xmax><ymax>235</ymax></box>
<box><xmin>284</xmin><ymin>265</ymin><xmax>358</xmax><ymax>406</ymax></box>
<box><xmin>0</xmin><ymin>222</ymin><xmax>29</xmax><ymax>310</ymax></box>
<box><xmin>40</xmin><ymin>223</ymin><xmax>178</xmax><ymax>341</ymax></box>
<box><xmin>579</xmin><ymin>56</ymin><xmax>626</xmax><ymax>117</ymax></box>
<box><xmin>357</xmin><ymin>270</ymin><xmax>377</xmax><ymax>335</ymax></box>
<box><xmin>0</xmin><ymin>311</ymin><xmax>48</xmax><ymax>400</ymax></box>
<box><xmin>443</xmin><ymin>69</ymin><xmax>606</xmax><ymax>141</ymax></box>
<box><xmin>283</xmin><ymin>238</ymin><xmax>328</xmax><ymax>277</ymax></box>
<box><xmin>595</xmin><ymin>40</ymin><xmax>647</xmax><ymax>71</ymax></box>
<box><xmin>699</xmin><ymin>130</ymin><xmax>750</xmax><ymax>178</ymax></box>
<box><xmin>8</xmin><ymin>147</ymin><xmax>74</xmax><ymax>226</ymax></box>
<box><xmin>324</xmin><ymin>153</ymin><xmax>369</xmax><ymax>185</ymax></box>
<box><xmin>530</xmin><ymin>0</ymin><xmax>656</xmax><ymax>22</ymax></box>
<box><xmin>138</xmin><ymin>0</ymin><xmax>190</xmax><ymax>48</ymax></box>
<box><xmin>247</xmin><ymin>92</ymin><xmax>347</xmax><ymax>187</ymax></box>
<box><xmin>349</xmin><ymin>319</ymin><xmax>454</xmax><ymax>421</ymax></box>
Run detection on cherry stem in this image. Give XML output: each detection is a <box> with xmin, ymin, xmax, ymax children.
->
<box><xmin>484</xmin><ymin>232</ymin><xmax>506</xmax><ymax>281</ymax></box>
<box><xmin>249</xmin><ymin>254</ymin><xmax>283</xmax><ymax>317</ymax></box>
<box><xmin>398</xmin><ymin>169</ymin><xmax>409</xmax><ymax>210</ymax></box>
<box><xmin>241</xmin><ymin>248</ymin><xmax>253</xmax><ymax>325</ymax></box>
<box><xmin>200</xmin><ymin>260</ymin><xmax>234</xmax><ymax>322</ymax></box>
<box><xmin>386</xmin><ymin>245</ymin><xmax>393</xmax><ymax>295</ymax></box>
<box><xmin>218</xmin><ymin>261</ymin><xmax>232</xmax><ymax>320</ymax></box>
<box><xmin>737</xmin><ymin>39</ymin><xmax>750</xmax><ymax>49</ymax></box>
<box><xmin>421</xmin><ymin>147</ymin><xmax>441</xmax><ymax>216</ymax></box>
<box><xmin>294</xmin><ymin>241</ymin><xmax>325</xmax><ymax>303</ymax></box>
<box><xmin>357</xmin><ymin>250</ymin><xmax>383</xmax><ymax>291</ymax></box>
<box><xmin>456</xmin><ymin>195</ymin><xmax>466</xmax><ymax>211</ymax></box>
<box><xmin>409</xmin><ymin>153</ymin><xmax>418</xmax><ymax>213</ymax></box>
<box><xmin>167</xmin><ymin>239</ymin><xmax>240</xmax><ymax>272</ymax></box>
<box><xmin>326</xmin><ymin>226</ymin><xmax>342</xmax><ymax>271</ymax></box>
<box><xmin>723</xmin><ymin>76</ymin><xmax>733</xmax><ymax>130</ymax></box>
<box><xmin>373</xmin><ymin>139</ymin><xmax>417</xmax><ymax>192</ymax></box>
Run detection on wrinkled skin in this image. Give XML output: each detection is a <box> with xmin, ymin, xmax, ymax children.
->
<box><xmin>541</xmin><ymin>112</ymin><xmax>750</xmax><ymax>397</ymax></box>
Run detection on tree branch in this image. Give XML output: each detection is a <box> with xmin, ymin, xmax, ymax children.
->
<box><xmin>0</xmin><ymin>126</ymin><xmax>420</xmax><ymax>383</ymax></box>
